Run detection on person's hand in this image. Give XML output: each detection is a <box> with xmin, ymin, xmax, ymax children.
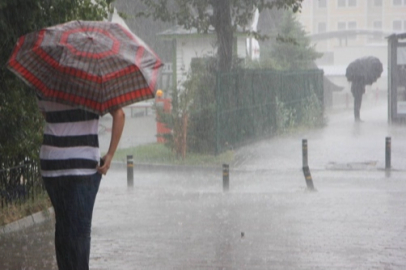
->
<box><xmin>97</xmin><ymin>108</ymin><xmax>124</xmax><ymax>176</ymax></box>
<box><xmin>97</xmin><ymin>154</ymin><xmax>113</xmax><ymax>175</ymax></box>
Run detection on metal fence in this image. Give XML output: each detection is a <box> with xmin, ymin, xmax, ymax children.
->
<box><xmin>0</xmin><ymin>159</ymin><xmax>44</xmax><ymax>208</ymax></box>
<box><xmin>215</xmin><ymin>69</ymin><xmax>324</xmax><ymax>153</ymax></box>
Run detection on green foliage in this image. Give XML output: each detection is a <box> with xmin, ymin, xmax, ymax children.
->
<box><xmin>260</xmin><ymin>11</ymin><xmax>322</xmax><ymax>70</ymax></box>
<box><xmin>0</xmin><ymin>0</ymin><xmax>113</xmax><ymax>166</ymax></box>
<box><xmin>275</xmin><ymin>97</ymin><xmax>296</xmax><ymax>133</ymax></box>
<box><xmin>301</xmin><ymin>90</ymin><xmax>325</xmax><ymax>128</ymax></box>
<box><xmin>274</xmin><ymin>89</ymin><xmax>325</xmax><ymax>135</ymax></box>
<box><xmin>0</xmin><ymin>191</ymin><xmax>51</xmax><ymax>226</ymax></box>
<box><xmin>136</xmin><ymin>0</ymin><xmax>303</xmax><ymax>31</ymax></box>
<box><xmin>136</xmin><ymin>0</ymin><xmax>303</xmax><ymax>72</ymax></box>
<box><xmin>113</xmin><ymin>143</ymin><xmax>235</xmax><ymax>166</ymax></box>
<box><xmin>155</xmin><ymin>69</ymin><xmax>196</xmax><ymax>158</ymax></box>
<box><xmin>186</xmin><ymin>57</ymin><xmax>217</xmax><ymax>154</ymax></box>
<box><xmin>113</xmin><ymin>143</ymin><xmax>176</xmax><ymax>164</ymax></box>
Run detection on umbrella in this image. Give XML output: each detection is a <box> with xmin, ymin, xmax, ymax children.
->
<box><xmin>345</xmin><ymin>56</ymin><xmax>383</xmax><ymax>85</ymax></box>
<box><xmin>7</xmin><ymin>20</ymin><xmax>163</xmax><ymax>115</ymax></box>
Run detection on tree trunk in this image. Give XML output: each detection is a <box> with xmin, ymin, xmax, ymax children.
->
<box><xmin>212</xmin><ymin>0</ymin><xmax>233</xmax><ymax>72</ymax></box>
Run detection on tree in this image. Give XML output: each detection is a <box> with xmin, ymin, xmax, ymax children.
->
<box><xmin>0</xmin><ymin>0</ymin><xmax>113</xmax><ymax>167</ymax></box>
<box><xmin>136</xmin><ymin>0</ymin><xmax>304</xmax><ymax>72</ymax></box>
<box><xmin>262</xmin><ymin>10</ymin><xmax>322</xmax><ymax>70</ymax></box>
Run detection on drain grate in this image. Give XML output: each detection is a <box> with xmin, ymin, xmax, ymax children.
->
<box><xmin>326</xmin><ymin>161</ymin><xmax>378</xmax><ymax>170</ymax></box>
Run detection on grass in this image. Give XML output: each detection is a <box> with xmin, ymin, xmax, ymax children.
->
<box><xmin>112</xmin><ymin>143</ymin><xmax>235</xmax><ymax>166</ymax></box>
<box><xmin>0</xmin><ymin>193</ymin><xmax>52</xmax><ymax>227</ymax></box>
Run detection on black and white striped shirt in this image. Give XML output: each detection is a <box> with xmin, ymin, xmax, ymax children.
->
<box><xmin>37</xmin><ymin>99</ymin><xmax>100</xmax><ymax>179</ymax></box>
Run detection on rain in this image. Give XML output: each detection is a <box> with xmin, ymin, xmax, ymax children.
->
<box><xmin>1</xmin><ymin>1</ymin><xmax>406</xmax><ymax>269</ymax></box>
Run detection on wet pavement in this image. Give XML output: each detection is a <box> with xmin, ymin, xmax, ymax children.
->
<box><xmin>2</xmin><ymin>99</ymin><xmax>406</xmax><ymax>269</ymax></box>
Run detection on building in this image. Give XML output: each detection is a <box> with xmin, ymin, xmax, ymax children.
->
<box><xmin>296</xmin><ymin>0</ymin><xmax>406</xmax><ymax>103</ymax></box>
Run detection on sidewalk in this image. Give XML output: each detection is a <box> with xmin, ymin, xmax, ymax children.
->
<box><xmin>2</xmin><ymin>99</ymin><xmax>406</xmax><ymax>269</ymax></box>
<box><xmin>235</xmin><ymin>97</ymin><xmax>406</xmax><ymax>172</ymax></box>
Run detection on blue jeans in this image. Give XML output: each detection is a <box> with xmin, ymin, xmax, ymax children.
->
<box><xmin>44</xmin><ymin>173</ymin><xmax>102</xmax><ymax>270</ymax></box>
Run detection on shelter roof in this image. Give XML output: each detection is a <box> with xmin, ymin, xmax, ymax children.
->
<box><xmin>387</xmin><ymin>32</ymin><xmax>406</xmax><ymax>40</ymax></box>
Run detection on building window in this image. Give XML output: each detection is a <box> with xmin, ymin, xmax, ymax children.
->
<box><xmin>373</xmin><ymin>21</ymin><xmax>382</xmax><ymax>29</ymax></box>
<box><xmin>393</xmin><ymin>20</ymin><xmax>402</xmax><ymax>31</ymax></box>
<box><xmin>318</xmin><ymin>22</ymin><xmax>327</xmax><ymax>33</ymax></box>
<box><xmin>348</xmin><ymin>21</ymin><xmax>357</xmax><ymax>39</ymax></box>
<box><xmin>348</xmin><ymin>21</ymin><xmax>357</xmax><ymax>30</ymax></box>
<box><xmin>392</xmin><ymin>0</ymin><xmax>406</xmax><ymax>5</ymax></box>
<box><xmin>338</xmin><ymin>0</ymin><xmax>357</xmax><ymax>7</ymax></box>
<box><xmin>337</xmin><ymin>22</ymin><xmax>346</xmax><ymax>30</ymax></box>
<box><xmin>393</xmin><ymin>20</ymin><xmax>406</xmax><ymax>31</ymax></box>
<box><xmin>318</xmin><ymin>0</ymin><xmax>327</xmax><ymax>8</ymax></box>
<box><xmin>369</xmin><ymin>21</ymin><xmax>383</xmax><ymax>42</ymax></box>
<box><xmin>374</xmin><ymin>0</ymin><xmax>382</xmax><ymax>6</ymax></box>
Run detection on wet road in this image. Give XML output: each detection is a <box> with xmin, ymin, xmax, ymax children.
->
<box><xmin>2</xmin><ymin>101</ymin><xmax>406</xmax><ymax>269</ymax></box>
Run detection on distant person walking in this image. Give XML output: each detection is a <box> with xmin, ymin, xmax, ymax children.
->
<box><xmin>346</xmin><ymin>56</ymin><xmax>383</xmax><ymax>122</ymax></box>
<box><xmin>351</xmin><ymin>79</ymin><xmax>366</xmax><ymax>122</ymax></box>
<box><xmin>38</xmin><ymin>97</ymin><xmax>125</xmax><ymax>270</ymax></box>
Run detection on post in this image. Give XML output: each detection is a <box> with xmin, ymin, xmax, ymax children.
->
<box><xmin>127</xmin><ymin>155</ymin><xmax>134</xmax><ymax>187</ymax></box>
<box><xmin>302</xmin><ymin>139</ymin><xmax>315</xmax><ymax>191</ymax></box>
<box><xmin>223</xmin><ymin>164</ymin><xmax>229</xmax><ymax>192</ymax></box>
<box><xmin>385</xmin><ymin>137</ymin><xmax>391</xmax><ymax>170</ymax></box>
<box><xmin>302</xmin><ymin>139</ymin><xmax>308</xmax><ymax>167</ymax></box>
<box><xmin>303</xmin><ymin>166</ymin><xmax>315</xmax><ymax>190</ymax></box>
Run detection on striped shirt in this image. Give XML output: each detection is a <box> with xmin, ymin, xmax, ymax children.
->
<box><xmin>37</xmin><ymin>99</ymin><xmax>100</xmax><ymax>179</ymax></box>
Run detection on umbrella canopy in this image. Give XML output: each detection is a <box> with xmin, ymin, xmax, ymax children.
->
<box><xmin>345</xmin><ymin>56</ymin><xmax>383</xmax><ymax>85</ymax></box>
<box><xmin>7</xmin><ymin>20</ymin><xmax>163</xmax><ymax>115</ymax></box>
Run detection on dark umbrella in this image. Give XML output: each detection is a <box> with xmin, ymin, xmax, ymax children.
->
<box><xmin>7</xmin><ymin>20</ymin><xmax>163</xmax><ymax>115</ymax></box>
<box><xmin>345</xmin><ymin>56</ymin><xmax>383</xmax><ymax>85</ymax></box>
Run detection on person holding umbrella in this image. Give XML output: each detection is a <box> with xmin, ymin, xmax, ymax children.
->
<box><xmin>351</xmin><ymin>77</ymin><xmax>366</xmax><ymax>122</ymax></box>
<box><xmin>346</xmin><ymin>56</ymin><xmax>383</xmax><ymax>122</ymax></box>
<box><xmin>36</xmin><ymin>96</ymin><xmax>124</xmax><ymax>270</ymax></box>
<box><xmin>8</xmin><ymin>20</ymin><xmax>163</xmax><ymax>270</ymax></box>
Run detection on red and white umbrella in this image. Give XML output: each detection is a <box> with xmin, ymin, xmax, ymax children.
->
<box><xmin>7</xmin><ymin>20</ymin><xmax>163</xmax><ymax>115</ymax></box>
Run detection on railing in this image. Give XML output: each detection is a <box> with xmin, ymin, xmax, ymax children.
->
<box><xmin>0</xmin><ymin>159</ymin><xmax>44</xmax><ymax>208</ymax></box>
<box><xmin>215</xmin><ymin>69</ymin><xmax>324</xmax><ymax>153</ymax></box>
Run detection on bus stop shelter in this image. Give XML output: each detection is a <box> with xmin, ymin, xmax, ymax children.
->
<box><xmin>388</xmin><ymin>33</ymin><xmax>406</xmax><ymax>123</ymax></box>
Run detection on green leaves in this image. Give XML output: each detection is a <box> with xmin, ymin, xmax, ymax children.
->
<box><xmin>263</xmin><ymin>10</ymin><xmax>322</xmax><ymax>70</ymax></box>
<box><xmin>136</xmin><ymin>0</ymin><xmax>304</xmax><ymax>72</ymax></box>
<box><xmin>0</xmin><ymin>0</ymin><xmax>114</xmax><ymax>165</ymax></box>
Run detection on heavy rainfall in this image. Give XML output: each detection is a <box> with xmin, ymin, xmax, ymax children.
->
<box><xmin>1</xmin><ymin>0</ymin><xmax>406</xmax><ymax>269</ymax></box>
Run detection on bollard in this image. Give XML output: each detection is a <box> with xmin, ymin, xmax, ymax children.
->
<box><xmin>127</xmin><ymin>155</ymin><xmax>134</xmax><ymax>187</ymax></box>
<box><xmin>385</xmin><ymin>137</ymin><xmax>391</xmax><ymax>170</ymax></box>
<box><xmin>302</xmin><ymin>139</ymin><xmax>315</xmax><ymax>191</ymax></box>
<box><xmin>303</xmin><ymin>166</ymin><xmax>315</xmax><ymax>190</ymax></box>
<box><xmin>223</xmin><ymin>164</ymin><xmax>229</xmax><ymax>192</ymax></box>
<box><xmin>302</xmin><ymin>139</ymin><xmax>308</xmax><ymax>168</ymax></box>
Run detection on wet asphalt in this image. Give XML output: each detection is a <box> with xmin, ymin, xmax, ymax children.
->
<box><xmin>2</xmin><ymin>98</ymin><xmax>406</xmax><ymax>269</ymax></box>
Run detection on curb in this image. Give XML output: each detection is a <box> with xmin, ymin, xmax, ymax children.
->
<box><xmin>110</xmin><ymin>160</ymin><xmax>223</xmax><ymax>173</ymax></box>
<box><xmin>0</xmin><ymin>207</ymin><xmax>54</xmax><ymax>236</ymax></box>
